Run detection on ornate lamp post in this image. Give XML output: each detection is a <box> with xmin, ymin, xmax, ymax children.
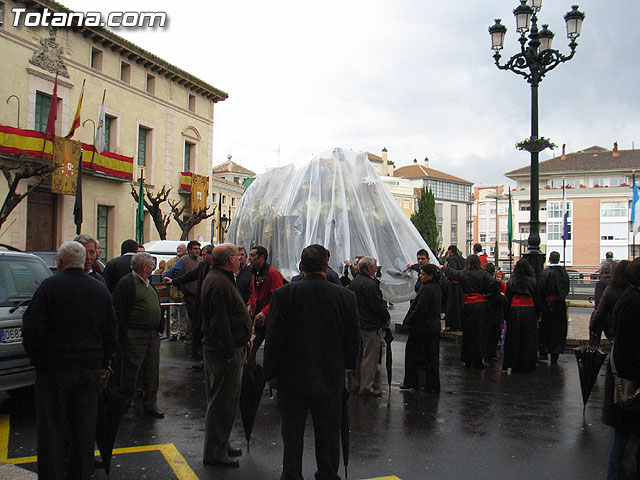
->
<box><xmin>488</xmin><ymin>1</ymin><xmax>584</xmax><ymax>274</ymax></box>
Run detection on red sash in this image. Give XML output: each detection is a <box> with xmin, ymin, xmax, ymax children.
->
<box><xmin>464</xmin><ymin>293</ymin><xmax>486</xmax><ymax>304</ymax></box>
<box><xmin>546</xmin><ymin>294</ymin><xmax>560</xmax><ymax>301</ymax></box>
<box><xmin>512</xmin><ymin>295</ymin><xmax>534</xmax><ymax>307</ymax></box>
<box><xmin>449</xmin><ymin>279</ymin><xmax>459</xmax><ymax>284</ymax></box>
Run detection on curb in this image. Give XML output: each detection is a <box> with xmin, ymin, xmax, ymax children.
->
<box><xmin>0</xmin><ymin>462</ymin><xmax>37</xmax><ymax>479</ymax></box>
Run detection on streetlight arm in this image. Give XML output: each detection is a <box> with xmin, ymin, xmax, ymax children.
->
<box><xmin>493</xmin><ymin>43</ymin><xmax>577</xmax><ymax>85</ymax></box>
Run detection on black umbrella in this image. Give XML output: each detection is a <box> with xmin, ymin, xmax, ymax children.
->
<box><xmin>573</xmin><ymin>345</ymin><xmax>607</xmax><ymax>414</ymax></box>
<box><xmin>240</xmin><ymin>360</ymin><xmax>266</xmax><ymax>452</ymax></box>
<box><xmin>383</xmin><ymin>328</ymin><xmax>394</xmax><ymax>393</ymax></box>
<box><xmin>95</xmin><ymin>385</ymin><xmax>124</xmax><ymax>476</ymax></box>
<box><xmin>340</xmin><ymin>388</ymin><xmax>350</xmax><ymax>479</ymax></box>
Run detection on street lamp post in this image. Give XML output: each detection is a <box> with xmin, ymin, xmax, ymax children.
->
<box><xmin>488</xmin><ymin>1</ymin><xmax>584</xmax><ymax>275</ymax></box>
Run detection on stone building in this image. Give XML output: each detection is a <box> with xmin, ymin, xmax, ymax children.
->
<box><xmin>0</xmin><ymin>0</ymin><xmax>227</xmax><ymax>260</ymax></box>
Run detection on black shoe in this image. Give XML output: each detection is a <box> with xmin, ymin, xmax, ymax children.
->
<box><xmin>203</xmin><ymin>456</ymin><xmax>239</xmax><ymax>468</ymax></box>
<box><xmin>359</xmin><ymin>389</ymin><xmax>381</xmax><ymax>397</ymax></box>
<box><xmin>550</xmin><ymin>354</ymin><xmax>559</xmax><ymax>364</ymax></box>
<box><xmin>169</xmin><ymin>335</ymin><xmax>177</xmax><ymax>341</ymax></box>
<box><xmin>424</xmin><ymin>388</ymin><xmax>440</xmax><ymax>394</ymax></box>
<box><xmin>539</xmin><ymin>353</ymin><xmax>548</xmax><ymax>361</ymax></box>
<box><xmin>144</xmin><ymin>406</ymin><xmax>165</xmax><ymax>419</ymax></box>
<box><xmin>399</xmin><ymin>384</ymin><xmax>417</xmax><ymax>391</ymax></box>
<box><xmin>227</xmin><ymin>446</ymin><xmax>242</xmax><ymax>457</ymax></box>
<box><xmin>192</xmin><ymin>360</ymin><xmax>204</xmax><ymax>371</ymax></box>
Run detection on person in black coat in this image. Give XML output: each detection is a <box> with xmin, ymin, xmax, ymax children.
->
<box><xmin>23</xmin><ymin>241</ymin><xmax>117</xmax><ymax>480</ymax></box>
<box><xmin>235</xmin><ymin>247</ymin><xmax>252</xmax><ymax>304</ymax></box>
<box><xmin>444</xmin><ymin>245</ymin><xmax>465</xmax><ymax>332</ymax></box>
<box><xmin>265</xmin><ymin>244</ymin><xmax>360</xmax><ymax>480</ymax></box>
<box><xmin>503</xmin><ymin>259</ymin><xmax>538</xmax><ymax>373</ymax></box>
<box><xmin>103</xmin><ymin>239</ymin><xmax>139</xmax><ymax>292</ymax></box>
<box><xmin>607</xmin><ymin>258</ymin><xmax>640</xmax><ymax>479</ymax></box>
<box><xmin>589</xmin><ymin>260</ymin><xmax>631</xmax><ymax>427</ymax></box>
<box><xmin>537</xmin><ymin>251</ymin><xmax>570</xmax><ymax>363</ymax></box>
<box><xmin>163</xmin><ymin>244</ymin><xmax>213</xmax><ymax>363</ymax></box>
<box><xmin>401</xmin><ymin>264</ymin><xmax>442</xmax><ymax>393</ymax></box>
<box><xmin>443</xmin><ymin>254</ymin><xmax>498</xmax><ymax>369</ymax></box>
<box><xmin>349</xmin><ymin>255</ymin><xmax>390</xmax><ymax>395</ymax></box>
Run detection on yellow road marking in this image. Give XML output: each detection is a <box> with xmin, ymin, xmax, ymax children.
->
<box><xmin>0</xmin><ymin>414</ymin><xmax>198</xmax><ymax>478</ymax></box>
<box><xmin>0</xmin><ymin>415</ymin><xmax>399</xmax><ymax>480</ymax></box>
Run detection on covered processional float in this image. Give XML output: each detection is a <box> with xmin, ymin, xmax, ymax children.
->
<box><xmin>226</xmin><ymin>147</ymin><xmax>439</xmax><ymax>303</ymax></box>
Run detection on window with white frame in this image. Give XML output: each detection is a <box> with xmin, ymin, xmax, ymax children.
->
<box><xmin>548</xmin><ymin>222</ymin><xmax>571</xmax><ymax>241</ymax></box>
<box><xmin>601</xmin><ymin>201</ymin><xmax>627</xmax><ymax>218</ymax></box>
<box><xmin>479</xmin><ymin>233</ymin><xmax>486</xmax><ymax>242</ymax></box>
<box><xmin>547</xmin><ymin>200</ymin><xmax>571</xmax><ymax>219</ymax></box>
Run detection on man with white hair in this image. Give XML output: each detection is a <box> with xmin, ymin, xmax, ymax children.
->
<box><xmin>23</xmin><ymin>241</ymin><xmax>117</xmax><ymax>480</ymax></box>
<box><xmin>74</xmin><ymin>234</ymin><xmax>106</xmax><ymax>285</ymax></box>
<box><xmin>113</xmin><ymin>252</ymin><xmax>164</xmax><ymax>418</ymax></box>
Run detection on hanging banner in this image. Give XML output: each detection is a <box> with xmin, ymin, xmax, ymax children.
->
<box><xmin>191</xmin><ymin>173</ymin><xmax>208</xmax><ymax>213</ymax></box>
<box><xmin>51</xmin><ymin>137</ymin><xmax>81</xmax><ymax>195</ymax></box>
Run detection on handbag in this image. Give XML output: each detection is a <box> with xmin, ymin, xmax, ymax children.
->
<box><xmin>610</xmin><ymin>344</ymin><xmax>640</xmax><ymax>412</ymax></box>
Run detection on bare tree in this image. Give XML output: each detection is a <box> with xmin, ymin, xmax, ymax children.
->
<box><xmin>130</xmin><ymin>184</ymin><xmax>173</xmax><ymax>240</ymax></box>
<box><xmin>0</xmin><ymin>156</ymin><xmax>57</xmax><ymax>231</ymax></box>
<box><xmin>168</xmin><ymin>198</ymin><xmax>216</xmax><ymax>241</ymax></box>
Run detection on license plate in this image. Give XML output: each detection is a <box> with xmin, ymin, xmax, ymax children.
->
<box><xmin>1</xmin><ymin>327</ymin><xmax>22</xmax><ymax>343</ymax></box>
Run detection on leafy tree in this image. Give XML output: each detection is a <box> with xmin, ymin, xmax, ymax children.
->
<box><xmin>410</xmin><ymin>187</ymin><xmax>439</xmax><ymax>252</ymax></box>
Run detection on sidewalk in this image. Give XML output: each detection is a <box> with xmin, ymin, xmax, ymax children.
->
<box><xmin>0</xmin><ymin>462</ymin><xmax>36</xmax><ymax>479</ymax></box>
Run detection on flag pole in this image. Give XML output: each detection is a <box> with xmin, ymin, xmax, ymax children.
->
<box><xmin>633</xmin><ymin>171</ymin><xmax>636</xmax><ymax>259</ymax></box>
<box><xmin>508</xmin><ymin>186</ymin><xmax>512</xmax><ymax>276</ymax></box>
<box><xmin>90</xmin><ymin>89</ymin><xmax>106</xmax><ymax>169</ymax></box>
<box><xmin>40</xmin><ymin>72</ymin><xmax>58</xmax><ymax>160</ymax></box>
<box><xmin>562</xmin><ymin>177</ymin><xmax>566</xmax><ymax>266</ymax></box>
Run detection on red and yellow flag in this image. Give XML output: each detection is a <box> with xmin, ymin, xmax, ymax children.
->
<box><xmin>65</xmin><ymin>79</ymin><xmax>85</xmax><ymax>138</ymax></box>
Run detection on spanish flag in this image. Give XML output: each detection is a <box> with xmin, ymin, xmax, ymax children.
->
<box><xmin>65</xmin><ymin>79</ymin><xmax>85</xmax><ymax>138</ymax></box>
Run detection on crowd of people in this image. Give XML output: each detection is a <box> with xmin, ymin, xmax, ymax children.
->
<box><xmin>19</xmin><ymin>234</ymin><xmax>640</xmax><ymax>479</ymax></box>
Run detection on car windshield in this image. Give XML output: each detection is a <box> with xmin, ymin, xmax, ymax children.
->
<box><xmin>0</xmin><ymin>257</ymin><xmax>52</xmax><ymax>306</ymax></box>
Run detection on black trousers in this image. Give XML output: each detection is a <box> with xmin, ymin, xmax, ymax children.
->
<box><xmin>277</xmin><ymin>389</ymin><xmax>341</xmax><ymax>480</ymax></box>
<box><xmin>403</xmin><ymin>330</ymin><xmax>440</xmax><ymax>392</ymax></box>
<box><xmin>35</xmin><ymin>368</ymin><xmax>101</xmax><ymax>480</ymax></box>
<box><xmin>185</xmin><ymin>295</ymin><xmax>202</xmax><ymax>359</ymax></box>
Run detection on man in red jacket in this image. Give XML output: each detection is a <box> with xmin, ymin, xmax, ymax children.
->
<box><xmin>247</xmin><ymin>246</ymin><xmax>283</xmax><ymax>359</ymax></box>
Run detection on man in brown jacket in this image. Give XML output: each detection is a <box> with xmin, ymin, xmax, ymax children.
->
<box><xmin>200</xmin><ymin>243</ymin><xmax>252</xmax><ymax>468</ymax></box>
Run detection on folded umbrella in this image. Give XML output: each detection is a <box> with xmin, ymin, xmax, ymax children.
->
<box><xmin>383</xmin><ymin>327</ymin><xmax>394</xmax><ymax>394</ymax></box>
<box><xmin>340</xmin><ymin>388</ymin><xmax>350</xmax><ymax>479</ymax></box>
<box><xmin>573</xmin><ymin>345</ymin><xmax>607</xmax><ymax>414</ymax></box>
<box><xmin>240</xmin><ymin>360</ymin><xmax>266</xmax><ymax>452</ymax></box>
<box><xmin>95</xmin><ymin>386</ymin><xmax>124</xmax><ymax>476</ymax></box>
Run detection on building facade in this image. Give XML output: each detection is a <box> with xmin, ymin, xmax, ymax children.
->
<box><xmin>505</xmin><ymin>145</ymin><xmax>640</xmax><ymax>266</ymax></box>
<box><xmin>0</xmin><ymin>0</ymin><xmax>227</xmax><ymax>260</ymax></box>
<box><xmin>472</xmin><ymin>185</ymin><xmax>511</xmax><ymax>270</ymax></box>
<box><xmin>393</xmin><ymin>158</ymin><xmax>473</xmax><ymax>255</ymax></box>
<box><xmin>365</xmin><ymin>149</ymin><xmax>415</xmax><ymax>216</ymax></box>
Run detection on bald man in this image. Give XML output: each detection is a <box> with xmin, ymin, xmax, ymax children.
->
<box><xmin>200</xmin><ymin>244</ymin><xmax>252</xmax><ymax>467</ymax></box>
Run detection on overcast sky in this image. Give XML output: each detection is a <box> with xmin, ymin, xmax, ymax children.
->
<box><xmin>60</xmin><ymin>0</ymin><xmax>640</xmax><ymax>185</ymax></box>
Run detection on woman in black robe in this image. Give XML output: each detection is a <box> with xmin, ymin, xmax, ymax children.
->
<box><xmin>443</xmin><ymin>254</ymin><xmax>498</xmax><ymax>369</ymax></box>
<box><xmin>401</xmin><ymin>264</ymin><xmax>442</xmax><ymax>392</ymax></box>
<box><xmin>607</xmin><ymin>258</ymin><xmax>640</xmax><ymax>479</ymax></box>
<box><xmin>503</xmin><ymin>259</ymin><xmax>538</xmax><ymax>373</ymax></box>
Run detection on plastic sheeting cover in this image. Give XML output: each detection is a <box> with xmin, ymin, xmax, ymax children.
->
<box><xmin>227</xmin><ymin>147</ymin><xmax>439</xmax><ymax>303</ymax></box>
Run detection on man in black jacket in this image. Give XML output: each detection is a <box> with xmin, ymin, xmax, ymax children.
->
<box><xmin>349</xmin><ymin>255</ymin><xmax>390</xmax><ymax>396</ymax></box>
<box><xmin>113</xmin><ymin>252</ymin><xmax>164</xmax><ymax>418</ymax></box>
<box><xmin>265</xmin><ymin>244</ymin><xmax>359</xmax><ymax>480</ymax></box>
<box><xmin>103</xmin><ymin>239</ymin><xmax>139</xmax><ymax>292</ymax></box>
<box><xmin>23</xmin><ymin>241</ymin><xmax>117</xmax><ymax>480</ymax></box>
<box><xmin>163</xmin><ymin>244</ymin><xmax>213</xmax><ymax>367</ymax></box>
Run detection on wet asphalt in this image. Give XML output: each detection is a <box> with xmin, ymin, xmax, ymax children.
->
<box><xmin>0</xmin><ymin>303</ymin><xmax>612</xmax><ymax>480</ymax></box>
